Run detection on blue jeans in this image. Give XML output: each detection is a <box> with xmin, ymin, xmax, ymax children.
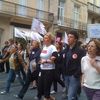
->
<box><xmin>65</xmin><ymin>75</ymin><xmax>80</xmax><ymax>100</ymax></box>
<box><xmin>16</xmin><ymin>69</ymin><xmax>24</xmax><ymax>86</ymax></box>
<box><xmin>5</xmin><ymin>69</ymin><xmax>16</xmax><ymax>92</ymax></box>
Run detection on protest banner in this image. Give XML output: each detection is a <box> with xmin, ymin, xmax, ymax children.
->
<box><xmin>87</xmin><ymin>24</ymin><xmax>100</xmax><ymax>38</ymax></box>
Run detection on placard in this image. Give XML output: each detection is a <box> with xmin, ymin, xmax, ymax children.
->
<box><xmin>87</xmin><ymin>24</ymin><xmax>100</xmax><ymax>38</ymax></box>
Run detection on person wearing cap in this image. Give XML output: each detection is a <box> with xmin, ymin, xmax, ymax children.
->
<box><xmin>63</xmin><ymin>30</ymin><xmax>86</xmax><ymax>100</ymax></box>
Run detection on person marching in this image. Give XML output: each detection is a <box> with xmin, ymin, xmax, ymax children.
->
<box><xmin>51</xmin><ymin>42</ymin><xmax>65</xmax><ymax>94</ymax></box>
<box><xmin>35</xmin><ymin>33</ymin><xmax>57</xmax><ymax>100</ymax></box>
<box><xmin>0</xmin><ymin>44</ymin><xmax>22</xmax><ymax>94</ymax></box>
<box><xmin>14</xmin><ymin>40</ymin><xmax>41</xmax><ymax>99</ymax></box>
<box><xmin>63</xmin><ymin>30</ymin><xmax>85</xmax><ymax>100</ymax></box>
<box><xmin>81</xmin><ymin>39</ymin><xmax>100</xmax><ymax>100</ymax></box>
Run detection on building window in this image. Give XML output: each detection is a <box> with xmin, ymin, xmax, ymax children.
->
<box><xmin>58</xmin><ymin>0</ymin><xmax>65</xmax><ymax>25</ymax></box>
<box><xmin>0</xmin><ymin>1</ymin><xmax>3</xmax><ymax>10</ymax></box>
<box><xmin>18</xmin><ymin>0</ymin><xmax>27</xmax><ymax>17</ymax></box>
<box><xmin>88</xmin><ymin>0</ymin><xmax>100</xmax><ymax>6</ymax></box>
<box><xmin>37</xmin><ymin>0</ymin><xmax>44</xmax><ymax>20</ymax></box>
<box><xmin>95</xmin><ymin>0</ymin><xmax>100</xmax><ymax>7</ymax></box>
<box><xmin>73</xmin><ymin>4</ymin><xmax>80</xmax><ymax>29</ymax></box>
<box><xmin>37</xmin><ymin>0</ymin><xmax>44</xmax><ymax>10</ymax></box>
<box><xmin>88</xmin><ymin>0</ymin><xmax>94</xmax><ymax>4</ymax></box>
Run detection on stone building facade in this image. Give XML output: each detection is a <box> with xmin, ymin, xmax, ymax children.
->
<box><xmin>0</xmin><ymin>0</ymin><xmax>100</xmax><ymax>48</ymax></box>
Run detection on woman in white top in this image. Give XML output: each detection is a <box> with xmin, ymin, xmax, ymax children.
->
<box><xmin>35</xmin><ymin>33</ymin><xmax>57</xmax><ymax>100</ymax></box>
<box><xmin>81</xmin><ymin>39</ymin><xmax>100</xmax><ymax>100</ymax></box>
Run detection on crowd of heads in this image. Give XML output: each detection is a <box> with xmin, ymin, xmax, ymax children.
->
<box><xmin>1</xmin><ymin>30</ymin><xmax>100</xmax><ymax>56</ymax></box>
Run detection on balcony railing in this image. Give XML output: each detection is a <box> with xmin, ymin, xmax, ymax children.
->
<box><xmin>0</xmin><ymin>0</ymin><xmax>54</xmax><ymax>22</ymax></box>
<box><xmin>54</xmin><ymin>16</ymin><xmax>87</xmax><ymax>31</ymax></box>
<box><xmin>88</xmin><ymin>2</ymin><xmax>100</xmax><ymax>15</ymax></box>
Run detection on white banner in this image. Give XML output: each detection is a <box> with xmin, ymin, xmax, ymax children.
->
<box><xmin>87</xmin><ymin>24</ymin><xmax>100</xmax><ymax>38</ymax></box>
<box><xmin>14</xmin><ymin>28</ymin><xmax>26</xmax><ymax>40</ymax></box>
<box><xmin>14</xmin><ymin>27</ymin><xmax>43</xmax><ymax>42</ymax></box>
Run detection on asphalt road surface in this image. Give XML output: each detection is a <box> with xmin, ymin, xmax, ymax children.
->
<box><xmin>0</xmin><ymin>72</ymin><xmax>87</xmax><ymax>100</ymax></box>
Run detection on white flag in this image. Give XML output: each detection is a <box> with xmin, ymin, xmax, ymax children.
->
<box><xmin>38</xmin><ymin>22</ymin><xmax>47</xmax><ymax>35</ymax></box>
<box><xmin>14</xmin><ymin>28</ymin><xmax>26</xmax><ymax>40</ymax></box>
<box><xmin>31</xmin><ymin>18</ymin><xmax>40</xmax><ymax>31</ymax></box>
<box><xmin>63</xmin><ymin>32</ymin><xmax>68</xmax><ymax>44</ymax></box>
<box><xmin>31</xmin><ymin>18</ymin><xmax>47</xmax><ymax>35</ymax></box>
<box><xmin>31</xmin><ymin>31</ymin><xmax>43</xmax><ymax>42</ymax></box>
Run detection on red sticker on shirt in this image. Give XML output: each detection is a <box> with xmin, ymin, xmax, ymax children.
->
<box><xmin>72</xmin><ymin>54</ymin><xmax>78</xmax><ymax>59</ymax></box>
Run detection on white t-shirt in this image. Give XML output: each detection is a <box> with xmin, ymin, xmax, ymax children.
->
<box><xmin>81</xmin><ymin>55</ymin><xmax>100</xmax><ymax>89</ymax></box>
<box><xmin>40</xmin><ymin>45</ymin><xmax>57</xmax><ymax>70</ymax></box>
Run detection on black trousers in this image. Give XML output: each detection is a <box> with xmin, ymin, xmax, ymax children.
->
<box><xmin>18</xmin><ymin>69</ymin><xmax>38</xmax><ymax>99</ymax></box>
<box><xmin>0</xmin><ymin>62</ymin><xmax>4</xmax><ymax>72</ymax></box>
<box><xmin>53</xmin><ymin>70</ymin><xmax>65</xmax><ymax>92</ymax></box>
<box><xmin>19</xmin><ymin>64</ymin><xmax>26</xmax><ymax>82</ymax></box>
<box><xmin>5</xmin><ymin>61</ymin><xmax>10</xmax><ymax>73</ymax></box>
<box><xmin>37</xmin><ymin>69</ymin><xmax>55</xmax><ymax>98</ymax></box>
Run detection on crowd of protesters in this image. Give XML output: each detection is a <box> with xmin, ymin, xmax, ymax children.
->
<box><xmin>0</xmin><ymin>30</ymin><xmax>100</xmax><ymax>100</ymax></box>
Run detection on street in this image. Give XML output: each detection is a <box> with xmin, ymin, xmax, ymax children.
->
<box><xmin>0</xmin><ymin>72</ymin><xmax>87</xmax><ymax>100</ymax></box>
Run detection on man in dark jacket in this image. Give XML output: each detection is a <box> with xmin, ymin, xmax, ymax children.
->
<box><xmin>63</xmin><ymin>30</ymin><xmax>86</xmax><ymax>100</ymax></box>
